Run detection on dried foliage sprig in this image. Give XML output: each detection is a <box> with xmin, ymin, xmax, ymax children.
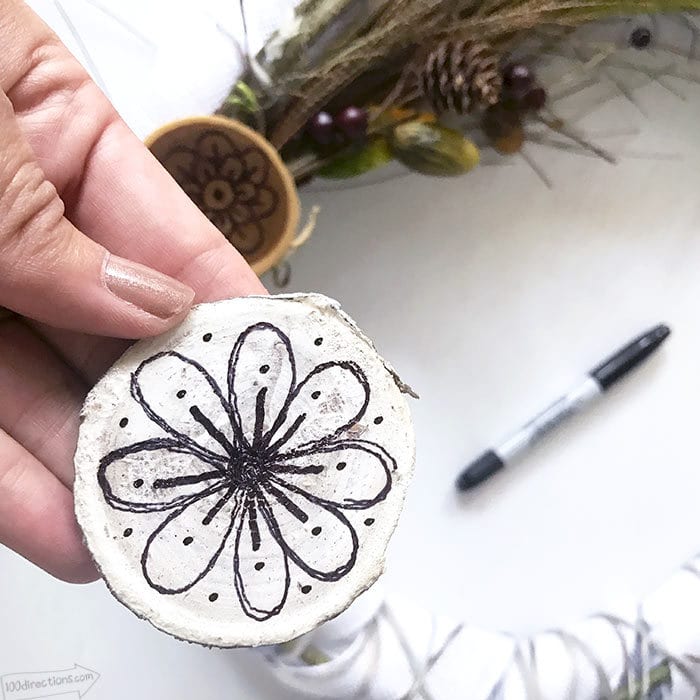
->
<box><xmin>264</xmin><ymin>0</ymin><xmax>700</xmax><ymax>148</ymax></box>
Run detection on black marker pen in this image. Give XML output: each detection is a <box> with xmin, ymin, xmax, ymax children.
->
<box><xmin>456</xmin><ymin>324</ymin><xmax>671</xmax><ymax>492</ymax></box>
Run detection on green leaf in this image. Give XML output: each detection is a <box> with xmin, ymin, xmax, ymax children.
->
<box><xmin>611</xmin><ymin>661</ymin><xmax>673</xmax><ymax>700</ymax></box>
<box><xmin>299</xmin><ymin>646</ymin><xmax>331</xmax><ymax>665</ymax></box>
<box><xmin>319</xmin><ymin>138</ymin><xmax>393</xmax><ymax>178</ymax></box>
<box><xmin>219</xmin><ymin>81</ymin><xmax>263</xmax><ymax>128</ymax></box>
<box><xmin>389</xmin><ymin>122</ymin><xmax>480</xmax><ymax>177</ymax></box>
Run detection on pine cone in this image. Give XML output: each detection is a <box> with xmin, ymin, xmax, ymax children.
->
<box><xmin>420</xmin><ymin>40</ymin><xmax>502</xmax><ymax>114</ymax></box>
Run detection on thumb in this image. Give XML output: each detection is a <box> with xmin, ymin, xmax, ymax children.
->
<box><xmin>0</xmin><ymin>92</ymin><xmax>194</xmax><ymax>338</ymax></box>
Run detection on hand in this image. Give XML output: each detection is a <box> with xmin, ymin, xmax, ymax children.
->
<box><xmin>0</xmin><ymin>1</ymin><xmax>265</xmax><ymax>583</ymax></box>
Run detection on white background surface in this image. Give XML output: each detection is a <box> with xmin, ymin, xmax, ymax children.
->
<box><xmin>2</xmin><ymin>2</ymin><xmax>700</xmax><ymax>699</ymax></box>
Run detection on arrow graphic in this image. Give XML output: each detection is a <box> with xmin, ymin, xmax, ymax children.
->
<box><xmin>1</xmin><ymin>664</ymin><xmax>99</xmax><ymax>700</ymax></box>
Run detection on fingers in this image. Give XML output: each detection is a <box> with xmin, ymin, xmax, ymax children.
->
<box><xmin>0</xmin><ymin>320</ymin><xmax>86</xmax><ymax>487</ymax></box>
<box><xmin>0</xmin><ymin>428</ymin><xmax>98</xmax><ymax>583</ymax></box>
<box><xmin>1</xmin><ymin>1</ymin><xmax>266</xmax><ymax>302</ymax></box>
<box><xmin>0</xmin><ymin>320</ymin><xmax>97</xmax><ymax>583</ymax></box>
<box><xmin>27</xmin><ymin>322</ymin><xmax>130</xmax><ymax>385</ymax></box>
<box><xmin>0</xmin><ymin>90</ymin><xmax>195</xmax><ymax>336</ymax></box>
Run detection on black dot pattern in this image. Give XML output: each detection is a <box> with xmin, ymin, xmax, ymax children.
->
<box><xmin>311</xmin><ymin>391</ymin><xmax>321</xmax><ymax>400</ymax></box>
<box><xmin>314</xmin><ymin>337</ymin><xmax>323</xmax><ymax>346</ymax></box>
<box><xmin>208</xmin><ymin>593</ymin><xmax>218</xmax><ymax>602</ymax></box>
<box><xmin>123</xmin><ymin>528</ymin><xmax>133</xmax><ymax>537</ymax></box>
<box><xmin>301</xmin><ymin>585</ymin><xmax>312</xmax><ymax>594</ymax></box>
<box><xmin>177</xmin><ymin>390</ymin><xmax>186</xmax><ymax>399</ymax></box>
<box><xmin>183</xmin><ymin>536</ymin><xmax>193</xmax><ymax>546</ymax></box>
<box><xmin>374</xmin><ymin>416</ymin><xmax>384</xmax><ymax>425</ymax></box>
<box><xmin>133</xmin><ymin>479</ymin><xmax>144</xmax><ymax>488</ymax></box>
<box><xmin>630</xmin><ymin>26</ymin><xmax>652</xmax><ymax>49</ymax></box>
<box><xmin>202</xmin><ymin>333</ymin><xmax>212</xmax><ymax>342</ymax></box>
<box><xmin>255</xmin><ymin>562</ymin><xmax>265</xmax><ymax>571</ymax></box>
<box><xmin>119</xmin><ymin>417</ymin><xmax>128</xmax><ymax>428</ymax></box>
<box><xmin>259</xmin><ymin>364</ymin><xmax>270</xmax><ymax>374</ymax></box>
<box><xmin>364</xmin><ymin>518</ymin><xmax>375</xmax><ymax>526</ymax></box>
<box><xmin>311</xmin><ymin>526</ymin><xmax>322</xmax><ymax>536</ymax></box>
<box><xmin>336</xmin><ymin>462</ymin><xmax>347</xmax><ymax>471</ymax></box>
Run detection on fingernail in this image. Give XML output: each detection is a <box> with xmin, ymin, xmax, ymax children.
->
<box><xmin>103</xmin><ymin>254</ymin><xmax>195</xmax><ymax>320</ymax></box>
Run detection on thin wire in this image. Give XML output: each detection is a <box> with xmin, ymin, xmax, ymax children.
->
<box><xmin>512</xmin><ymin>640</ymin><xmax>541</xmax><ymax>699</ymax></box>
<box><xmin>544</xmin><ymin>626</ymin><xmax>614</xmax><ymax>698</ymax></box>
<box><xmin>526</xmin><ymin>638</ymin><xmax>542</xmax><ymax>699</ymax></box>
<box><xmin>380</xmin><ymin>603</ymin><xmax>436</xmax><ymax>700</ymax></box>
<box><xmin>54</xmin><ymin>0</ymin><xmax>111</xmax><ymax>100</ymax></box>
<box><xmin>351</xmin><ymin>618</ymin><xmax>382</xmax><ymax>700</ymax></box>
<box><xmin>518</xmin><ymin>146</ymin><xmax>553</xmax><ymax>189</ymax></box>
<box><xmin>525</xmin><ymin>134</ymin><xmax>681</xmax><ymax>161</ymax></box>
<box><xmin>598</xmin><ymin>611</ymin><xmax>700</xmax><ymax>697</ymax></box>
<box><xmin>238</xmin><ymin>0</ymin><xmax>275</xmax><ymax>90</ymax></box>
<box><xmin>239</xmin><ymin>0</ymin><xmax>251</xmax><ymax>67</ymax></box>
<box><xmin>606</xmin><ymin>59</ymin><xmax>687</xmax><ymax>101</ymax></box>
<box><xmin>82</xmin><ymin>0</ymin><xmax>155</xmax><ymax>47</ymax></box>
<box><xmin>399</xmin><ymin>622</ymin><xmax>464</xmax><ymax>700</ymax></box>
<box><xmin>672</xmin><ymin>12</ymin><xmax>700</xmax><ymax>62</ymax></box>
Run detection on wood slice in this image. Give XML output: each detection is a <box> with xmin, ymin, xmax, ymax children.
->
<box><xmin>74</xmin><ymin>294</ymin><xmax>415</xmax><ymax>647</ymax></box>
<box><xmin>145</xmin><ymin>116</ymin><xmax>300</xmax><ymax>275</ymax></box>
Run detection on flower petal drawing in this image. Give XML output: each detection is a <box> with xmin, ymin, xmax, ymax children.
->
<box><xmin>209</xmin><ymin>211</ymin><xmax>233</xmax><ymax>236</ymax></box>
<box><xmin>100</xmin><ymin>319</ymin><xmax>397</xmax><ymax>622</ymax></box>
<box><xmin>263</xmin><ymin>361</ymin><xmax>370</xmax><ymax>455</ymax></box>
<box><xmin>233</xmin><ymin>181</ymin><xmax>257</xmax><ymax>204</ymax></box>
<box><xmin>270</xmin><ymin>440</ymin><xmax>392</xmax><ymax>509</ymax></box>
<box><xmin>131</xmin><ymin>351</ymin><xmax>236</xmax><ymax>458</ymax></box>
<box><xmin>263</xmin><ymin>478</ymin><xmax>359</xmax><ymax>581</ymax></box>
<box><xmin>99</xmin><ymin>438</ymin><xmax>226</xmax><ymax>513</ymax></box>
<box><xmin>232</xmin><ymin>220</ymin><xmax>265</xmax><ymax>254</ymax></box>
<box><xmin>234</xmin><ymin>493</ymin><xmax>290</xmax><ymax>621</ymax></box>
<box><xmin>142</xmin><ymin>487</ymin><xmax>239</xmax><ymax>594</ymax></box>
<box><xmin>182</xmin><ymin>181</ymin><xmax>203</xmax><ymax>204</ymax></box>
<box><xmin>197</xmin><ymin>131</ymin><xmax>234</xmax><ymax>164</ymax></box>
<box><xmin>161</xmin><ymin>147</ymin><xmax>197</xmax><ymax>187</ymax></box>
<box><xmin>193</xmin><ymin>156</ymin><xmax>217</xmax><ymax>187</ymax></box>
<box><xmin>240</xmin><ymin>147</ymin><xmax>269</xmax><ymax>185</ymax></box>
<box><xmin>220</xmin><ymin>155</ymin><xmax>244</xmax><ymax>183</ymax></box>
<box><xmin>228</xmin><ymin>323</ymin><xmax>296</xmax><ymax>450</ymax></box>
<box><xmin>250</xmin><ymin>186</ymin><xmax>278</xmax><ymax>219</ymax></box>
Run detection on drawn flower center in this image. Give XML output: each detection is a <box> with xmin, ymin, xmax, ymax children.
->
<box><xmin>203</xmin><ymin>179</ymin><xmax>234</xmax><ymax>210</ymax></box>
<box><xmin>226</xmin><ymin>454</ymin><xmax>266</xmax><ymax>489</ymax></box>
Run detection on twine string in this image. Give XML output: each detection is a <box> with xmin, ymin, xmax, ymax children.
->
<box><xmin>264</xmin><ymin>557</ymin><xmax>700</xmax><ymax>698</ymax></box>
<box><xmin>382</xmin><ymin>603</ymin><xmax>437</xmax><ymax>700</ymax></box>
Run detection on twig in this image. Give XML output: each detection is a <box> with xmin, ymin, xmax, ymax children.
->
<box><xmin>537</xmin><ymin>114</ymin><xmax>617</xmax><ymax>163</ymax></box>
<box><xmin>519</xmin><ymin>145</ymin><xmax>553</xmax><ymax>188</ymax></box>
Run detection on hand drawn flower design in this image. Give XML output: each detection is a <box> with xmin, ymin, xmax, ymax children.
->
<box><xmin>98</xmin><ymin>323</ymin><xmax>395</xmax><ymax>621</ymax></box>
<box><xmin>162</xmin><ymin>130</ymin><xmax>279</xmax><ymax>256</ymax></box>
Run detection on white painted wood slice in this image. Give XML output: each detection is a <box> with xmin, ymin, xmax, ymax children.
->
<box><xmin>74</xmin><ymin>294</ymin><xmax>415</xmax><ymax>647</ymax></box>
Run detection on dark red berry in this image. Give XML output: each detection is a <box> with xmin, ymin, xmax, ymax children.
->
<box><xmin>502</xmin><ymin>63</ymin><xmax>535</xmax><ymax>97</ymax></box>
<box><xmin>481</xmin><ymin>103</ymin><xmax>522</xmax><ymax>142</ymax></box>
<box><xmin>630</xmin><ymin>26</ymin><xmax>652</xmax><ymax>49</ymax></box>
<box><xmin>307</xmin><ymin>111</ymin><xmax>335</xmax><ymax>145</ymax></box>
<box><xmin>335</xmin><ymin>106</ymin><xmax>369</xmax><ymax>141</ymax></box>
<box><xmin>522</xmin><ymin>86</ymin><xmax>547</xmax><ymax>111</ymax></box>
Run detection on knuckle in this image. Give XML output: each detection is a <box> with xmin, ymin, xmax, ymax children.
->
<box><xmin>0</xmin><ymin>442</ymin><xmax>29</xmax><ymax>499</ymax></box>
<box><xmin>0</xmin><ymin>157</ymin><xmax>64</xmax><ymax>259</ymax></box>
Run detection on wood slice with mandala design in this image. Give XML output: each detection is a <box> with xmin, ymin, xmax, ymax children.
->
<box><xmin>146</xmin><ymin>116</ymin><xmax>300</xmax><ymax>275</ymax></box>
